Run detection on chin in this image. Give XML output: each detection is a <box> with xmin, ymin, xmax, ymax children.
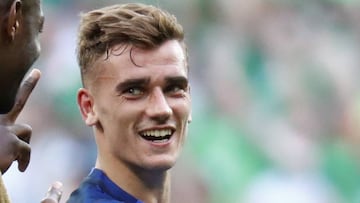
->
<box><xmin>143</xmin><ymin>157</ymin><xmax>177</xmax><ymax>171</ymax></box>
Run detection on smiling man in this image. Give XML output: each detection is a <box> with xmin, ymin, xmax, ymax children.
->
<box><xmin>68</xmin><ymin>3</ymin><xmax>191</xmax><ymax>203</ymax></box>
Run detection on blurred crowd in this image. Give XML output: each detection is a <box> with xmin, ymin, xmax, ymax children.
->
<box><xmin>4</xmin><ymin>0</ymin><xmax>360</xmax><ymax>202</ymax></box>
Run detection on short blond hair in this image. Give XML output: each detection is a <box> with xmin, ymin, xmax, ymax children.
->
<box><xmin>77</xmin><ymin>3</ymin><xmax>186</xmax><ymax>86</ymax></box>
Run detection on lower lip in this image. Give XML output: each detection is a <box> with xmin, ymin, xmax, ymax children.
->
<box><xmin>141</xmin><ymin>137</ymin><xmax>173</xmax><ymax>147</ymax></box>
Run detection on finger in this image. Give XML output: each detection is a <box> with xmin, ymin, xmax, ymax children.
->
<box><xmin>6</xmin><ymin>69</ymin><xmax>41</xmax><ymax>123</ymax></box>
<box><xmin>4</xmin><ymin>123</ymin><xmax>32</xmax><ymax>172</ymax></box>
<box><xmin>0</xmin><ymin>124</ymin><xmax>32</xmax><ymax>173</ymax></box>
<box><xmin>41</xmin><ymin>181</ymin><xmax>63</xmax><ymax>203</ymax></box>
<box><xmin>0</xmin><ymin>159</ymin><xmax>12</xmax><ymax>174</ymax></box>
<box><xmin>16</xmin><ymin>140</ymin><xmax>31</xmax><ymax>172</ymax></box>
<box><xmin>9</xmin><ymin>123</ymin><xmax>32</xmax><ymax>144</ymax></box>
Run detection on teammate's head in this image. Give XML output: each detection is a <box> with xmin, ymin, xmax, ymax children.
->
<box><xmin>0</xmin><ymin>0</ymin><xmax>44</xmax><ymax>113</ymax></box>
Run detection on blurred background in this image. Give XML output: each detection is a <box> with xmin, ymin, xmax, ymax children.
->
<box><xmin>4</xmin><ymin>0</ymin><xmax>360</xmax><ymax>202</ymax></box>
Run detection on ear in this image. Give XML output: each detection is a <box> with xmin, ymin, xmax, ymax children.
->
<box><xmin>77</xmin><ymin>88</ymin><xmax>98</xmax><ymax>126</ymax></box>
<box><xmin>5</xmin><ymin>0</ymin><xmax>22</xmax><ymax>42</ymax></box>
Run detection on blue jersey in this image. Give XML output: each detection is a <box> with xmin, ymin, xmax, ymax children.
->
<box><xmin>67</xmin><ymin>168</ymin><xmax>143</xmax><ymax>203</ymax></box>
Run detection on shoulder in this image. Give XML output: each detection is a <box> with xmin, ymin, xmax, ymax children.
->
<box><xmin>67</xmin><ymin>170</ymin><xmax>123</xmax><ymax>203</ymax></box>
<box><xmin>67</xmin><ymin>168</ymin><xmax>142</xmax><ymax>203</ymax></box>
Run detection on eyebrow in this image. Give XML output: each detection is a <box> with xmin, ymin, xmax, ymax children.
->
<box><xmin>115</xmin><ymin>78</ymin><xmax>150</xmax><ymax>92</ymax></box>
<box><xmin>165</xmin><ymin>76</ymin><xmax>189</xmax><ymax>86</ymax></box>
<box><xmin>115</xmin><ymin>76</ymin><xmax>189</xmax><ymax>92</ymax></box>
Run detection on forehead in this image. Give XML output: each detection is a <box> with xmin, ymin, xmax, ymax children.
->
<box><xmin>129</xmin><ymin>41</ymin><xmax>186</xmax><ymax>67</ymax></box>
<box><xmin>95</xmin><ymin>40</ymin><xmax>187</xmax><ymax>80</ymax></box>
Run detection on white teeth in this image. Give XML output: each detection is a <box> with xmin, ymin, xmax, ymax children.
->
<box><xmin>142</xmin><ymin>129</ymin><xmax>172</xmax><ymax>137</ymax></box>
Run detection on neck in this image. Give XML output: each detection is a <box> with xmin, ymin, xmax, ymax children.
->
<box><xmin>96</xmin><ymin>158</ymin><xmax>171</xmax><ymax>203</ymax></box>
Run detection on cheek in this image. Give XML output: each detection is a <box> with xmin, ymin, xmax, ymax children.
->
<box><xmin>23</xmin><ymin>37</ymin><xmax>40</xmax><ymax>68</ymax></box>
<box><xmin>172</xmin><ymin>99</ymin><xmax>191</xmax><ymax>120</ymax></box>
<box><xmin>31</xmin><ymin>35</ymin><xmax>41</xmax><ymax>57</ymax></box>
<box><xmin>171</xmin><ymin>102</ymin><xmax>191</xmax><ymax>141</ymax></box>
<box><xmin>100</xmin><ymin>102</ymin><xmax>141</xmax><ymax>134</ymax></box>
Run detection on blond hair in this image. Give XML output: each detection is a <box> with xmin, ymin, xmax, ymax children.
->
<box><xmin>77</xmin><ymin>3</ymin><xmax>186</xmax><ymax>86</ymax></box>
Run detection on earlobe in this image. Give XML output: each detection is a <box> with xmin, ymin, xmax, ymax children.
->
<box><xmin>78</xmin><ymin>88</ymin><xmax>98</xmax><ymax>126</ymax></box>
<box><xmin>6</xmin><ymin>0</ymin><xmax>22</xmax><ymax>42</ymax></box>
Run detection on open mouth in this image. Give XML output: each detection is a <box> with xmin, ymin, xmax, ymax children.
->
<box><xmin>140</xmin><ymin>129</ymin><xmax>174</xmax><ymax>143</ymax></box>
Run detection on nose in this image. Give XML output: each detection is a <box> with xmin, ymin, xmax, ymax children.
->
<box><xmin>145</xmin><ymin>88</ymin><xmax>172</xmax><ymax>123</ymax></box>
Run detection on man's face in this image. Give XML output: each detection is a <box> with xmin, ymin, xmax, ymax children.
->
<box><xmin>0</xmin><ymin>0</ymin><xmax>44</xmax><ymax>113</ymax></box>
<box><xmin>86</xmin><ymin>40</ymin><xmax>191</xmax><ymax>171</ymax></box>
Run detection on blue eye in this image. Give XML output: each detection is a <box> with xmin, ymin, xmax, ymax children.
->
<box><xmin>166</xmin><ymin>85</ymin><xmax>187</xmax><ymax>96</ymax></box>
<box><xmin>170</xmin><ymin>86</ymin><xmax>183</xmax><ymax>93</ymax></box>
<box><xmin>164</xmin><ymin>77</ymin><xmax>189</xmax><ymax>96</ymax></box>
<box><xmin>121</xmin><ymin>87</ymin><xmax>145</xmax><ymax>99</ymax></box>
<box><xmin>126</xmin><ymin>87</ymin><xmax>144</xmax><ymax>95</ymax></box>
